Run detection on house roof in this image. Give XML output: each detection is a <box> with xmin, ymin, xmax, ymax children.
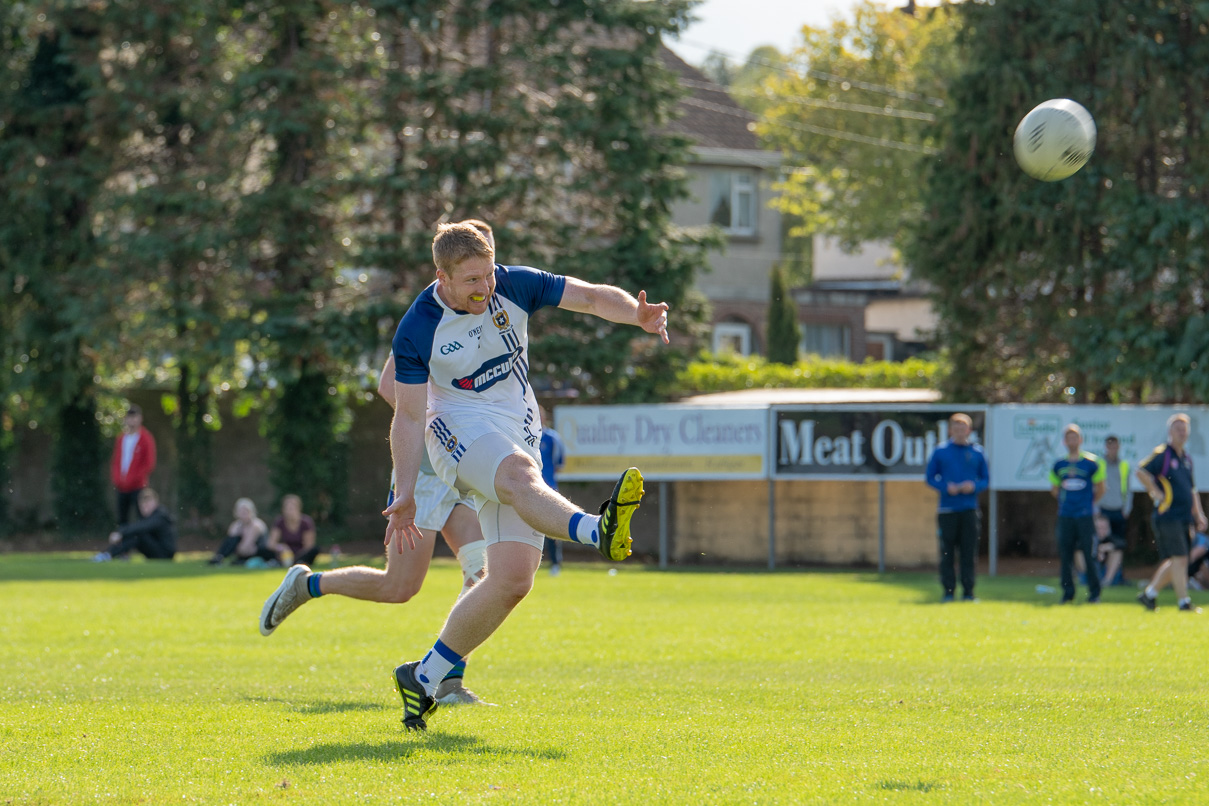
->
<box><xmin>658</xmin><ymin>46</ymin><xmax>761</xmax><ymax>152</ymax></box>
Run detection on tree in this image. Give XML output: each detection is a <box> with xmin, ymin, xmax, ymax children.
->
<box><xmin>906</xmin><ymin>0</ymin><xmax>1209</xmax><ymax>404</ymax></box>
<box><xmin>754</xmin><ymin>2</ymin><xmax>960</xmax><ymax>254</ymax></box>
<box><xmin>766</xmin><ymin>265</ymin><xmax>800</xmax><ymax>364</ymax></box>
<box><xmin>0</xmin><ymin>13</ymin><xmax>121</xmax><ymax>533</ymax></box>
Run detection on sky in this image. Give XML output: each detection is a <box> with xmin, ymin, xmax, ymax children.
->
<box><xmin>666</xmin><ymin>0</ymin><xmax>886</xmax><ymax>65</ymax></box>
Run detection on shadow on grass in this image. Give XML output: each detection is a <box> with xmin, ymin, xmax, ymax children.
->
<box><xmin>242</xmin><ymin>694</ymin><xmax>387</xmax><ymax>715</ymax></box>
<box><xmin>878</xmin><ymin>780</ymin><xmax>942</xmax><ymax>793</ymax></box>
<box><xmin>265</xmin><ymin>733</ymin><xmax>567</xmax><ymax>765</ymax></box>
<box><xmin>851</xmin><ymin>570</ymin><xmax>1141</xmax><ymax>607</ymax></box>
<box><xmin>0</xmin><ymin>553</ymin><xmax>373</xmax><ymax>583</ymax></box>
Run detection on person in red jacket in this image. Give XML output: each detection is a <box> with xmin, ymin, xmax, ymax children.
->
<box><xmin>110</xmin><ymin>404</ymin><xmax>157</xmax><ymax>525</ymax></box>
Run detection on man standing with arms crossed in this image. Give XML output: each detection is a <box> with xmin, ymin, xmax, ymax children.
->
<box><xmin>1136</xmin><ymin>413</ymin><xmax>1209</xmax><ymax>612</ymax></box>
<box><xmin>925</xmin><ymin>412</ymin><xmax>989</xmax><ymax>603</ymax></box>
<box><xmin>385</xmin><ymin>222</ymin><xmax>668</xmax><ymax>730</ymax></box>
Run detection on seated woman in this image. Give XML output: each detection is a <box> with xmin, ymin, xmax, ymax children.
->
<box><xmin>268</xmin><ymin>494</ymin><xmax>319</xmax><ymax>567</ymax></box>
<box><xmin>209</xmin><ymin>498</ymin><xmax>278</xmax><ymax>566</ymax></box>
<box><xmin>93</xmin><ymin>488</ymin><xmax>177</xmax><ymax>562</ymax></box>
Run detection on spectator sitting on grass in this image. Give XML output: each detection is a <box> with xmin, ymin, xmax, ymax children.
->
<box><xmin>209</xmin><ymin>498</ymin><xmax>279</xmax><ymax>566</ymax></box>
<box><xmin>267</xmin><ymin>494</ymin><xmax>319</xmax><ymax>567</ymax></box>
<box><xmin>94</xmin><ymin>488</ymin><xmax>177</xmax><ymax>562</ymax></box>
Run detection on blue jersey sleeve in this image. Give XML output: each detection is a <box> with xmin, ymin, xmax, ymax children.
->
<box><xmin>392</xmin><ymin>291</ymin><xmax>441</xmax><ymax>383</ymax></box>
<box><xmin>495</xmin><ymin>265</ymin><xmax>566</xmax><ymax>314</ymax></box>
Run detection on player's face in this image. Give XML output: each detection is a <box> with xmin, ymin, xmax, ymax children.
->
<box><xmin>139</xmin><ymin>497</ymin><xmax>157</xmax><ymax>517</ymax></box>
<box><xmin>1064</xmin><ymin>430</ymin><xmax>1082</xmax><ymax>452</ymax></box>
<box><xmin>438</xmin><ymin>256</ymin><xmax>496</xmax><ymax>315</ymax></box>
<box><xmin>949</xmin><ymin>420</ymin><xmax>969</xmax><ymax>443</ymax></box>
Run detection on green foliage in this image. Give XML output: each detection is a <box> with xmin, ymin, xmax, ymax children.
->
<box><xmin>906</xmin><ymin>0</ymin><xmax>1209</xmax><ymax>403</ymax></box>
<box><xmin>676</xmin><ymin>352</ymin><xmax>943</xmax><ymax>394</ymax></box>
<box><xmin>755</xmin><ymin>2</ymin><xmax>960</xmax><ymax>253</ymax></box>
<box><xmin>264</xmin><ymin>365</ymin><xmax>348</xmax><ymax>525</ymax></box>
<box><xmin>766</xmin><ymin>265</ymin><xmax>800</xmax><ymax>365</ymax></box>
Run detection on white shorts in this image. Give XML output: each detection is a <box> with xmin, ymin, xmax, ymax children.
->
<box><xmin>427</xmin><ymin>413</ymin><xmax>544</xmax><ymax>550</ymax></box>
<box><xmin>426</xmin><ymin>412</ymin><xmax>539</xmax><ymax>497</ymax></box>
<box><xmin>389</xmin><ymin>469</ymin><xmax>477</xmax><ymax>532</ymax></box>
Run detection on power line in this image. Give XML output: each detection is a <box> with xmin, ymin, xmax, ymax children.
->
<box><xmin>674</xmin><ymin>37</ymin><xmax>946</xmax><ymax>109</ymax></box>
<box><xmin>678</xmin><ymin>77</ymin><xmax>936</xmax><ymax>122</ymax></box>
<box><xmin>679</xmin><ymin>95</ymin><xmax>939</xmax><ymax>155</ymax></box>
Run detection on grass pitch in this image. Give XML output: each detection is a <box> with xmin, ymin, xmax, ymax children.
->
<box><xmin>3</xmin><ymin>554</ymin><xmax>1208</xmax><ymax>804</ymax></box>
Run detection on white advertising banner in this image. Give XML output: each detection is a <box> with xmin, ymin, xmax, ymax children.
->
<box><xmin>988</xmin><ymin>405</ymin><xmax>1209</xmax><ymax>491</ymax></box>
<box><xmin>554</xmin><ymin>405</ymin><xmax>767</xmax><ymax>481</ymax></box>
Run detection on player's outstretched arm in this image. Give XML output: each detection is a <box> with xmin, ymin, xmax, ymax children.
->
<box><xmin>383</xmin><ymin>381</ymin><xmax>428</xmax><ymax>552</ymax></box>
<box><xmin>558</xmin><ymin>277</ymin><xmax>669</xmax><ymax>344</ymax></box>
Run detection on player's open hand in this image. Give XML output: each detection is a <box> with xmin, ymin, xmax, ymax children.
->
<box><xmin>382</xmin><ymin>495</ymin><xmax>425</xmax><ymax>552</ymax></box>
<box><xmin>636</xmin><ymin>290</ymin><xmax>670</xmax><ymax>344</ymax></box>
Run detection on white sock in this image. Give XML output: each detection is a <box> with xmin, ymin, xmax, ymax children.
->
<box><xmin>1146</xmin><ymin>586</ymin><xmax>1159</xmax><ymax>599</ymax></box>
<box><xmin>415</xmin><ymin>640</ymin><xmax>462</xmax><ymax>697</ymax></box>
<box><xmin>569</xmin><ymin>512</ymin><xmax>600</xmax><ymax>547</ymax></box>
<box><xmin>456</xmin><ymin>540</ymin><xmax>487</xmax><ymax>598</ymax></box>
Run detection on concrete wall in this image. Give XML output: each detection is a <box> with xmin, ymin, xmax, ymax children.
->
<box><xmin>674</xmin><ymin>479</ymin><xmax>943</xmax><ymax>567</ymax></box>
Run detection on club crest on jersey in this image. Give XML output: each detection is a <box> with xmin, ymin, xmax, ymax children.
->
<box><xmin>492</xmin><ymin>309</ymin><xmax>510</xmax><ymax>330</ymax></box>
<box><xmin>452</xmin><ymin>349</ymin><xmax>520</xmax><ymax>393</ymax></box>
<box><xmin>443</xmin><ymin>435</ymin><xmax>459</xmax><ymax>453</ymax></box>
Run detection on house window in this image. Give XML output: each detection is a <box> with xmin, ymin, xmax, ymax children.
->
<box><xmin>713</xmin><ymin>322</ymin><xmax>752</xmax><ymax>356</ymax></box>
<box><xmin>709</xmin><ymin>172</ymin><xmax>756</xmax><ymax>236</ymax></box>
<box><xmin>802</xmin><ymin>323</ymin><xmax>850</xmax><ymax>358</ymax></box>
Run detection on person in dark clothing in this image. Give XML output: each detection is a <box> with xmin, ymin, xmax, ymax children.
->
<box><xmin>539</xmin><ymin>406</ymin><xmax>567</xmax><ymax>576</ymax></box>
<box><xmin>924</xmin><ymin>412</ymin><xmax>990</xmax><ymax>602</ymax></box>
<box><xmin>1049</xmin><ymin>424</ymin><xmax>1105</xmax><ymax>604</ymax></box>
<box><xmin>1136</xmin><ymin>413</ymin><xmax>1209</xmax><ymax>612</ymax></box>
<box><xmin>93</xmin><ymin>488</ymin><xmax>176</xmax><ymax>561</ymax></box>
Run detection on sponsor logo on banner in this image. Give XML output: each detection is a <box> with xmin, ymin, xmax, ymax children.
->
<box><xmin>773</xmin><ymin>408</ymin><xmax>987</xmax><ymax>479</ymax></box>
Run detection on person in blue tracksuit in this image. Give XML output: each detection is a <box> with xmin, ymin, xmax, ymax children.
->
<box><xmin>925</xmin><ymin>413</ymin><xmax>990</xmax><ymax>602</ymax></box>
<box><xmin>1050</xmin><ymin>424</ymin><xmax>1105</xmax><ymax>604</ymax></box>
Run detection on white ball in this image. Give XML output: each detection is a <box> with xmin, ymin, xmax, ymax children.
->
<box><xmin>1013</xmin><ymin>99</ymin><xmax>1097</xmax><ymax>181</ymax></box>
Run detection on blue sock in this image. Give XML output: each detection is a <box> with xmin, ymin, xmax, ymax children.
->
<box><xmin>307</xmin><ymin>572</ymin><xmax>324</xmax><ymax>598</ymax></box>
<box><xmin>568</xmin><ymin>512</ymin><xmax>600</xmax><ymax>547</ymax></box>
<box><xmin>442</xmin><ymin>660</ymin><xmax>467</xmax><ymax>681</ymax></box>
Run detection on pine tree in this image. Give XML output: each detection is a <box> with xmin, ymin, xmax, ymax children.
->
<box><xmin>766</xmin><ymin>265</ymin><xmax>800</xmax><ymax>365</ymax></box>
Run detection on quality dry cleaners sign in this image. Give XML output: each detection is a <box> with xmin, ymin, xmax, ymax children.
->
<box><xmin>773</xmin><ymin>406</ymin><xmax>987</xmax><ymax>480</ymax></box>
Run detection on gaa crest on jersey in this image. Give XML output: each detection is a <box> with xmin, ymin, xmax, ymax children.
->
<box><xmin>492</xmin><ymin>309</ymin><xmax>510</xmax><ymax>330</ymax></box>
<box><xmin>444</xmin><ymin>435</ymin><xmax>459</xmax><ymax>453</ymax></box>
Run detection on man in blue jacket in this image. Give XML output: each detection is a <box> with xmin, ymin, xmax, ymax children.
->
<box><xmin>925</xmin><ymin>413</ymin><xmax>990</xmax><ymax>602</ymax></box>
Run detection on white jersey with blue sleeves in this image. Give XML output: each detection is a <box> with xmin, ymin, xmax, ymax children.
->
<box><xmin>393</xmin><ymin>264</ymin><xmax>565</xmax><ymax>457</ymax></box>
